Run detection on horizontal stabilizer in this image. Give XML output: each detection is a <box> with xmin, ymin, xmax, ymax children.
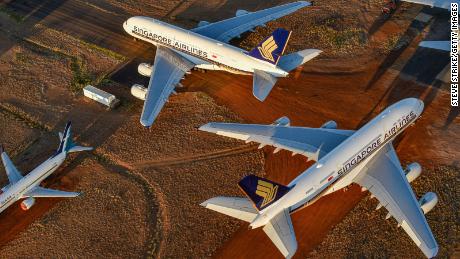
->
<box><xmin>263</xmin><ymin>209</ymin><xmax>297</xmax><ymax>258</ymax></box>
<box><xmin>200</xmin><ymin>196</ymin><xmax>258</xmax><ymax>222</ymax></box>
<box><xmin>24</xmin><ymin>186</ymin><xmax>80</xmax><ymax>198</ymax></box>
<box><xmin>238</xmin><ymin>175</ymin><xmax>290</xmax><ymax>211</ymax></box>
<box><xmin>277</xmin><ymin>49</ymin><xmax>322</xmax><ymax>72</ymax></box>
<box><xmin>253</xmin><ymin>69</ymin><xmax>278</xmax><ymax>101</ymax></box>
<box><xmin>68</xmin><ymin>146</ymin><xmax>93</xmax><ymax>153</ymax></box>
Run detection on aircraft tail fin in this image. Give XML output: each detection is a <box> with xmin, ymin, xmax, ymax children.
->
<box><xmin>55</xmin><ymin>121</ymin><xmax>93</xmax><ymax>156</ymax></box>
<box><xmin>277</xmin><ymin>49</ymin><xmax>322</xmax><ymax>72</ymax></box>
<box><xmin>248</xmin><ymin>28</ymin><xmax>291</xmax><ymax>65</ymax></box>
<box><xmin>238</xmin><ymin>175</ymin><xmax>290</xmax><ymax>211</ymax></box>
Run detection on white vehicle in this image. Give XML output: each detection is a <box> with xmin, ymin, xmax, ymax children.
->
<box><xmin>401</xmin><ymin>0</ymin><xmax>458</xmax><ymax>51</ymax></box>
<box><xmin>0</xmin><ymin>122</ymin><xmax>92</xmax><ymax>214</ymax></box>
<box><xmin>200</xmin><ymin>98</ymin><xmax>438</xmax><ymax>258</ymax></box>
<box><xmin>123</xmin><ymin>1</ymin><xmax>321</xmax><ymax>127</ymax></box>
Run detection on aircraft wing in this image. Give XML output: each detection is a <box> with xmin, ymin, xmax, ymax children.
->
<box><xmin>191</xmin><ymin>1</ymin><xmax>310</xmax><ymax>43</ymax></box>
<box><xmin>23</xmin><ymin>186</ymin><xmax>80</xmax><ymax>198</ymax></box>
<box><xmin>401</xmin><ymin>0</ymin><xmax>456</xmax><ymax>9</ymax></box>
<box><xmin>419</xmin><ymin>41</ymin><xmax>450</xmax><ymax>51</ymax></box>
<box><xmin>263</xmin><ymin>209</ymin><xmax>297</xmax><ymax>258</ymax></box>
<box><xmin>199</xmin><ymin>122</ymin><xmax>354</xmax><ymax>161</ymax></box>
<box><xmin>353</xmin><ymin>144</ymin><xmax>438</xmax><ymax>258</ymax></box>
<box><xmin>1</xmin><ymin>151</ymin><xmax>23</xmax><ymax>184</ymax></box>
<box><xmin>140</xmin><ymin>46</ymin><xmax>194</xmax><ymax>127</ymax></box>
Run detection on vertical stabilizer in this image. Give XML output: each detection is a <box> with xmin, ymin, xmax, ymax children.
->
<box><xmin>248</xmin><ymin>28</ymin><xmax>292</xmax><ymax>65</ymax></box>
<box><xmin>238</xmin><ymin>174</ymin><xmax>290</xmax><ymax>211</ymax></box>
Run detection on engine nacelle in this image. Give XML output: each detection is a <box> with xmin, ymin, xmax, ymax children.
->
<box><xmin>418</xmin><ymin>192</ymin><xmax>438</xmax><ymax>214</ymax></box>
<box><xmin>131</xmin><ymin>84</ymin><xmax>147</xmax><ymax>100</ymax></box>
<box><xmin>405</xmin><ymin>162</ymin><xmax>421</xmax><ymax>183</ymax></box>
<box><xmin>138</xmin><ymin>63</ymin><xmax>152</xmax><ymax>77</ymax></box>
<box><xmin>236</xmin><ymin>9</ymin><xmax>250</xmax><ymax>16</ymax></box>
<box><xmin>272</xmin><ymin>116</ymin><xmax>290</xmax><ymax>126</ymax></box>
<box><xmin>198</xmin><ymin>21</ymin><xmax>210</xmax><ymax>27</ymax></box>
<box><xmin>321</xmin><ymin>120</ymin><xmax>337</xmax><ymax>129</ymax></box>
<box><xmin>20</xmin><ymin>197</ymin><xmax>35</xmax><ymax>211</ymax></box>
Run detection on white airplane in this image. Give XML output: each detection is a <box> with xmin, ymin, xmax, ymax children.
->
<box><xmin>401</xmin><ymin>0</ymin><xmax>457</xmax><ymax>9</ymax></box>
<box><xmin>123</xmin><ymin>1</ymin><xmax>321</xmax><ymax>127</ymax></box>
<box><xmin>400</xmin><ymin>0</ymin><xmax>458</xmax><ymax>51</ymax></box>
<box><xmin>0</xmin><ymin>122</ymin><xmax>92</xmax><ymax>214</ymax></box>
<box><xmin>199</xmin><ymin>98</ymin><xmax>439</xmax><ymax>258</ymax></box>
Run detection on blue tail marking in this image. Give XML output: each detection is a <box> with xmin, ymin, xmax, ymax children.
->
<box><xmin>248</xmin><ymin>28</ymin><xmax>292</xmax><ymax>65</ymax></box>
<box><xmin>238</xmin><ymin>174</ymin><xmax>290</xmax><ymax>211</ymax></box>
<box><xmin>55</xmin><ymin>121</ymin><xmax>72</xmax><ymax>155</ymax></box>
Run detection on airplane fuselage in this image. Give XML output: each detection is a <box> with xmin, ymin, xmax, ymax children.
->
<box><xmin>0</xmin><ymin>153</ymin><xmax>65</xmax><ymax>213</ymax></box>
<box><xmin>250</xmin><ymin>98</ymin><xmax>425</xmax><ymax>228</ymax></box>
<box><xmin>123</xmin><ymin>17</ymin><xmax>288</xmax><ymax>77</ymax></box>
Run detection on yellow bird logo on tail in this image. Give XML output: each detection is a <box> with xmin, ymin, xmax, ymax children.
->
<box><xmin>258</xmin><ymin>36</ymin><xmax>278</xmax><ymax>62</ymax></box>
<box><xmin>255</xmin><ymin>180</ymin><xmax>279</xmax><ymax>207</ymax></box>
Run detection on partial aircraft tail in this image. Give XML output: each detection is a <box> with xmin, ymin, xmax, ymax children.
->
<box><xmin>248</xmin><ymin>28</ymin><xmax>291</xmax><ymax>65</ymax></box>
<box><xmin>277</xmin><ymin>49</ymin><xmax>322</xmax><ymax>72</ymax></box>
<box><xmin>55</xmin><ymin>121</ymin><xmax>93</xmax><ymax>155</ymax></box>
<box><xmin>238</xmin><ymin>174</ymin><xmax>291</xmax><ymax>211</ymax></box>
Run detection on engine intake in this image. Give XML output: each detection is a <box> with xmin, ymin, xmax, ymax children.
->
<box><xmin>131</xmin><ymin>84</ymin><xmax>147</xmax><ymax>100</ymax></box>
<box><xmin>138</xmin><ymin>63</ymin><xmax>152</xmax><ymax>77</ymax></box>
<box><xmin>272</xmin><ymin>116</ymin><xmax>290</xmax><ymax>126</ymax></box>
<box><xmin>20</xmin><ymin>197</ymin><xmax>35</xmax><ymax>211</ymax></box>
<box><xmin>419</xmin><ymin>192</ymin><xmax>438</xmax><ymax>214</ymax></box>
<box><xmin>321</xmin><ymin>120</ymin><xmax>337</xmax><ymax>129</ymax></box>
<box><xmin>405</xmin><ymin>162</ymin><xmax>421</xmax><ymax>183</ymax></box>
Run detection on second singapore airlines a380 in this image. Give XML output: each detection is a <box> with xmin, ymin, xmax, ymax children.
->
<box><xmin>123</xmin><ymin>1</ymin><xmax>321</xmax><ymax>127</ymax></box>
<box><xmin>200</xmin><ymin>98</ymin><xmax>438</xmax><ymax>258</ymax></box>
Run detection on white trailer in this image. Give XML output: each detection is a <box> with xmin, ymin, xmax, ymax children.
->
<box><xmin>83</xmin><ymin>85</ymin><xmax>120</xmax><ymax>109</ymax></box>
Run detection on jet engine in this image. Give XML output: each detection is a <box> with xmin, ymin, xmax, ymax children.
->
<box><xmin>272</xmin><ymin>116</ymin><xmax>290</xmax><ymax>126</ymax></box>
<box><xmin>131</xmin><ymin>84</ymin><xmax>147</xmax><ymax>100</ymax></box>
<box><xmin>197</xmin><ymin>21</ymin><xmax>210</xmax><ymax>27</ymax></box>
<box><xmin>405</xmin><ymin>162</ymin><xmax>421</xmax><ymax>183</ymax></box>
<box><xmin>138</xmin><ymin>63</ymin><xmax>152</xmax><ymax>77</ymax></box>
<box><xmin>419</xmin><ymin>192</ymin><xmax>438</xmax><ymax>214</ymax></box>
<box><xmin>20</xmin><ymin>197</ymin><xmax>35</xmax><ymax>211</ymax></box>
<box><xmin>321</xmin><ymin>120</ymin><xmax>337</xmax><ymax>129</ymax></box>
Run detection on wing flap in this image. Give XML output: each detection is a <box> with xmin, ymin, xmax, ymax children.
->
<box><xmin>263</xmin><ymin>209</ymin><xmax>297</xmax><ymax>258</ymax></box>
<box><xmin>192</xmin><ymin>1</ymin><xmax>310</xmax><ymax>42</ymax></box>
<box><xmin>24</xmin><ymin>186</ymin><xmax>80</xmax><ymax>198</ymax></box>
<box><xmin>141</xmin><ymin>46</ymin><xmax>194</xmax><ymax>127</ymax></box>
<box><xmin>200</xmin><ymin>196</ymin><xmax>258</xmax><ymax>222</ymax></box>
<box><xmin>353</xmin><ymin>144</ymin><xmax>438</xmax><ymax>258</ymax></box>
<box><xmin>199</xmin><ymin>122</ymin><xmax>354</xmax><ymax>161</ymax></box>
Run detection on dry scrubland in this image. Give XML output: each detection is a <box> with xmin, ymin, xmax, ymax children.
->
<box><xmin>311</xmin><ymin>166</ymin><xmax>459</xmax><ymax>258</ymax></box>
<box><xmin>0</xmin><ymin>159</ymin><xmax>151</xmax><ymax>258</ymax></box>
<box><xmin>99</xmin><ymin>92</ymin><xmax>265</xmax><ymax>258</ymax></box>
<box><xmin>0</xmin><ymin>20</ymin><xmax>123</xmax><ymax>126</ymax></box>
<box><xmin>0</xmin><ymin>0</ymin><xmax>458</xmax><ymax>258</ymax></box>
